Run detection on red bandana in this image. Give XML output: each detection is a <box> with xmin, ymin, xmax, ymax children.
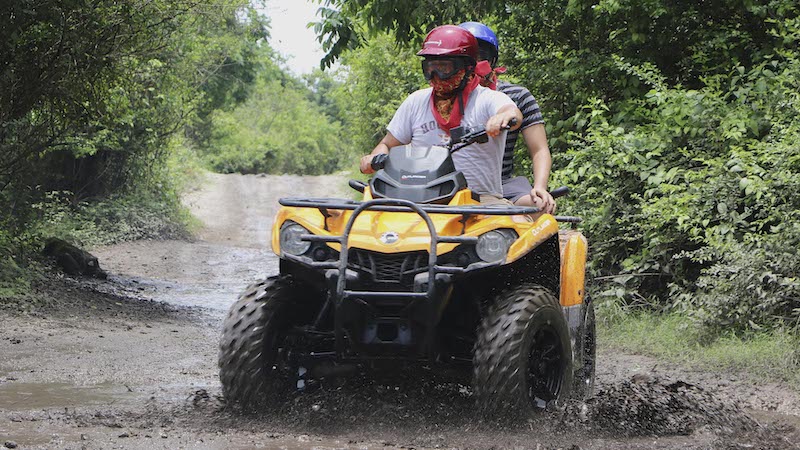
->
<box><xmin>429</xmin><ymin>62</ymin><xmax>495</xmax><ymax>134</ymax></box>
<box><xmin>479</xmin><ymin>63</ymin><xmax>507</xmax><ymax>90</ymax></box>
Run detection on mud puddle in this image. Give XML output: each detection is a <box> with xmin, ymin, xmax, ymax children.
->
<box><xmin>94</xmin><ymin>240</ymin><xmax>276</xmax><ymax>311</ymax></box>
<box><xmin>0</xmin><ymin>382</ymin><xmax>135</xmax><ymax>411</ymax></box>
<box><xmin>174</xmin><ymin>368</ymin><xmax>796</xmax><ymax>449</ymax></box>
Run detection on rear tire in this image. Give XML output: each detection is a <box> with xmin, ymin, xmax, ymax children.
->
<box><xmin>218</xmin><ymin>276</ymin><xmax>298</xmax><ymax>409</ymax></box>
<box><xmin>473</xmin><ymin>284</ymin><xmax>573</xmax><ymax>416</ymax></box>
<box><xmin>572</xmin><ymin>299</ymin><xmax>596</xmax><ymax>399</ymax></box>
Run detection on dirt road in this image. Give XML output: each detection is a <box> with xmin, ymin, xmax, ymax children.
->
<box><xmin>1</xmin><ymin>173</ymin><xmax>798</xmax><ymax>449</ymax></box>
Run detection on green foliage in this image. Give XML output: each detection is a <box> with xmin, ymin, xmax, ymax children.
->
<box><xmin>312</xmin><ymin>0</ymin><xmax>477</xmax><ymax>67</ymax></box>
<box><xmin>202</xmin><ymin>31</ymin><xmax>423</xmax><ymax>174</ymax></box>
<box><xmin>1</xmin><ymin>0</ymin><xmax>261</xmax><ymax>197</ymax></box>
<box><xmin>0</xmin><ymin>0</ymin><xmax>268</xmax><ymax>300</ymax></box>
<box><xmin>202</xmin><ymin>73</ymin><xmax>350</xmax><ymax>175</ymax></box>
<box><xmin>28</xmin><ymin>190</ymin><xmax>190</xmax><ymax>248</ymax></box>
<box><xmin>693</xmin><ymin>231</ymin><xmax>800</xmax><ymax>333</ymax></box>
<box><xmin>0</xmin><ymin>239</ymin><xmax>31</xmax><ymax>299</ymax></box>
<box><xmin>558</xmin><ymin>41</ymin><xmax>800</xmax><ymax>332</ymax></box>
<box><xmin>331</xmin><ymin>33</ymin><xmax>423</xmax><ymax>151</ymax></box>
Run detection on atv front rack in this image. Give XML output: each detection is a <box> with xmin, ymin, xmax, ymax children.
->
<box><xmin>279</xmin><ymin>197</ymin><xmax>583</xmax><ymax>224</ymax></box>
<box><xmin>279</xmin><ymin>197</ymin><xmax>581</xmax><ymax>360</ymax></box>
<box><xmin>279</xmin><ymin>197</ymin><xmax>540</xmax><ymax>216</ymax></box>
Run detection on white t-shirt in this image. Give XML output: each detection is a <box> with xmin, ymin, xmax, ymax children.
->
<box><xmin>386</xmin><ymin>86</ymin><xmax>514</xmax><ymax>197</ymax></box>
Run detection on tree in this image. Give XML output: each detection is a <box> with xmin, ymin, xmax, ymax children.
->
<box><xmin>0</xmin><ymin>0</ymin><xmax>267</xmax><ymax>202</ymax></box>
<box><xmin>330</xmin><ymin>33</ymin><xmax>422</xmax><ymax>151</ymax></box>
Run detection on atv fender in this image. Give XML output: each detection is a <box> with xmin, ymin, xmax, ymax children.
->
<box><xmin>559</xmin><ymin>230</ymin><xmax>587</xmax><ymax>307</ymax></box>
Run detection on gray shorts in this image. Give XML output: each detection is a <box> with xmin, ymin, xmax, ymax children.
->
<box><xmin>502</xmin><ymin>176</ymin><xmax>533</xmax><ymax>203</ymax></box>
<box><xmin>478</xmin><ymin>194</ymin><xmax>515</xmax><ymax>206</ymax></box>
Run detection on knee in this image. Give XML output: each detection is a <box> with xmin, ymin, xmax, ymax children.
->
<box><xmin>513</xmin><ymin>194</ymin><xmax>534</xmax><ymax>206</ymax></box>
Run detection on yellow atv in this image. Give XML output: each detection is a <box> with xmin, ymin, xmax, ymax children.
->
<box><xmin>218</xmin><ymin>124</ymin><xmax>594</xmax><ymax>415</ymax></box>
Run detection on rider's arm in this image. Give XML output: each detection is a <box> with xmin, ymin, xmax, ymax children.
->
<box><xmin>360</xmin><ymin>132</ymin><xmax>403</xmax><ymax>174</ymax></box>
<box><xmin>486</xmin><ymin>104</ymin><xmax>522</xmax><ymax>137</ymax></box>
<box><xmin>521</xmin><ymin>123</ymin><xmax>555</xmax><ymax>213</ymax></box>
<box><xmin>522</xmin><ymin>124</ymin><xmax>552</xmax><ymax>192</ymax></box>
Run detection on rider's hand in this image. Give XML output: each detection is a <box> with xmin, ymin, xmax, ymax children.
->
<box><xmin>485</xmin><ymin>110</ymin><xmax>517</xmax><ymax>137</ymax></box>
<box><xmin>360</xmin><ymin>154</ymin><xmax>376</xmax><ymax>174</ymax></box>
<box><xmin>530</xmin><ymin>188</ymin><xmax>556</xmax><ymax>214</ymax></box>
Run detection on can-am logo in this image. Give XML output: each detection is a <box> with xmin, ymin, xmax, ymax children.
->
<box><xmin>380</xmin><ymin>231</ymin><xmax>399</xmax><ymax>245</ymax></box>
<box><xmin>400</xmin><ymin>174</ymin><xmax>427</xmax><ymax>180</ymax></box>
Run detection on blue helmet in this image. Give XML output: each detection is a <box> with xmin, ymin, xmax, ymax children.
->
<box><xmin>458</xmin><ymin>22</ymin><xmax>498</xmax><ymax>52</ymax></box>
<box><xmin>459</xmin><ymin>22</ymin><xmax>499</xmax><ymax>66</ymax></box>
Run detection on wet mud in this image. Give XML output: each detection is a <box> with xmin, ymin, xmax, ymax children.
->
<box><xmin>1</xmin><ymin>173</ymin><xmax>798</xmax><ymax>449</ymax></box>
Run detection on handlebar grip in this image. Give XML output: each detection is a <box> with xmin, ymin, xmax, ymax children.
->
<box><xmin>348</xmin><ymin>179</ymin><xmax>366</xmax><ymax>193</ymax></box>
<box><xmin>503</xmin><ymin>117</ymin><xmax>519</xmax><ymax>130</ymax></box>
<box><xmin>371</xmin><ymin>153</ymin><xmax>388</xmax><ymax>171</ymax></box>
<box><xmin>550</xmin><ymin>186</ymin><xmax>570</xmax><ymax>198</ymax></box>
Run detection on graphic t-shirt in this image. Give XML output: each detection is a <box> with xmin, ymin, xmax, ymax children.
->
<box><xmin>386</xmin><ymin>85</ymin><xmax>515</xmax><ymax>197</ymax></box>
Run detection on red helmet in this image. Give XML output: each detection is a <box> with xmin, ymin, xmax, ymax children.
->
<box><xmin>417</xmin><ymin>25</ymin><xmax>478</xmax><ymax>62</ymax></box>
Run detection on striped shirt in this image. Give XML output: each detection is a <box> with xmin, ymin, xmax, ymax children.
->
<box><xmin>498</xmin><ymin>81</ymin><xmax>544</xmax><ymax>180</ymax></box>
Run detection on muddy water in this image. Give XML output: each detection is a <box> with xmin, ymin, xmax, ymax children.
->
<box><xmin>97</xmin><ymin>240</ymin><xmax>276</xmax><ymax>311</ymax></box>
<box><xmin>0</xmin><ymin>382</ymin><xmax>134</xmax><ymax>411</ymax></box>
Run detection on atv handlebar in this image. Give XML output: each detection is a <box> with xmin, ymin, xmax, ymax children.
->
<box><xmin>348</xmin><ymin>179</ymin><xmax>367</xmax><ymax>193</ymax></box>
<box><xmin>369</xmin><ymin>118</ymin><xmax>520</xmax><ymax>170</ymax></box>
<box><xmin>449</xmin><ymin>118</ymin><xmax>518</xmax><ymax>153</ymax></box>
<box><xmin>550</xmin><ymin>186</ymin><xmax>570</xmax><ymax>199</ymax></box>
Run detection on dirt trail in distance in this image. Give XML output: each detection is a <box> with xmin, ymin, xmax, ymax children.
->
<box><xmin>0</xmin><ymin>172</ymin><xmax>797</xmax><ymax>450</ymax></box>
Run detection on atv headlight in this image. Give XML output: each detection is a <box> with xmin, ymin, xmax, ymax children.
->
<box><xmin>475</xmin><ymin>229</ymin><xmax>518</xmax><ymax>263</ymax></box>
<box><xmin>279</xmin><ymin>222</ymin><xmax>312</xmax><ymax>256</ymax></box>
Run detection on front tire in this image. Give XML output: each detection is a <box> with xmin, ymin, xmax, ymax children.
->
<box><xmin>218</xmin><ymin>276</ymin><xmax>299</xmax><ymax>409</ymax></box>
<box><xmin>473</xmin><ymin>284</ymin><xmax>573</xmax><ymax>416</ymax></box>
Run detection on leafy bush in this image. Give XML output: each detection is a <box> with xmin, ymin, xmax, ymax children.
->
<box><xmin>203</xmin><ymin>75</ymin><xmax>350</xmax><ymax>175</ymax></box>
<box><xmin>28</xmin><ymin>190</ymin><xmax>190</xmax><ymax>248</ymax></box>
<box><xmin>693</xmin><ymin>231</ymin><xmax>800</xmax><ymax>333</ymax></box>
<box><xmin>557</xmin><ymin>37</ymin><xmax>800</xmax><ymax>333</ymax></box>
<box><xmin>0</xmin><ymin>230</ymin><xmax>31</xmax><ymax>299</ymax></box>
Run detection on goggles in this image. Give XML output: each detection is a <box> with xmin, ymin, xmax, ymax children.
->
<box><xmin>421</xmin><ymin>58</ymin><xmax>470</xmax><ymax>81</ymax></box>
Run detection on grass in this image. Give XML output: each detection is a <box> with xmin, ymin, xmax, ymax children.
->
<box><xmin>598</xmin><ymin>310</ymin><xmax>800</xmax><ymax>390</ymax></box>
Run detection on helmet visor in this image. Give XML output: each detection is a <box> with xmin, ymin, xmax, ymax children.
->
<box><xmin>422</xmin><ymin>58</ymin><xmax>468</xmax><ymax>81</ymax></box>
